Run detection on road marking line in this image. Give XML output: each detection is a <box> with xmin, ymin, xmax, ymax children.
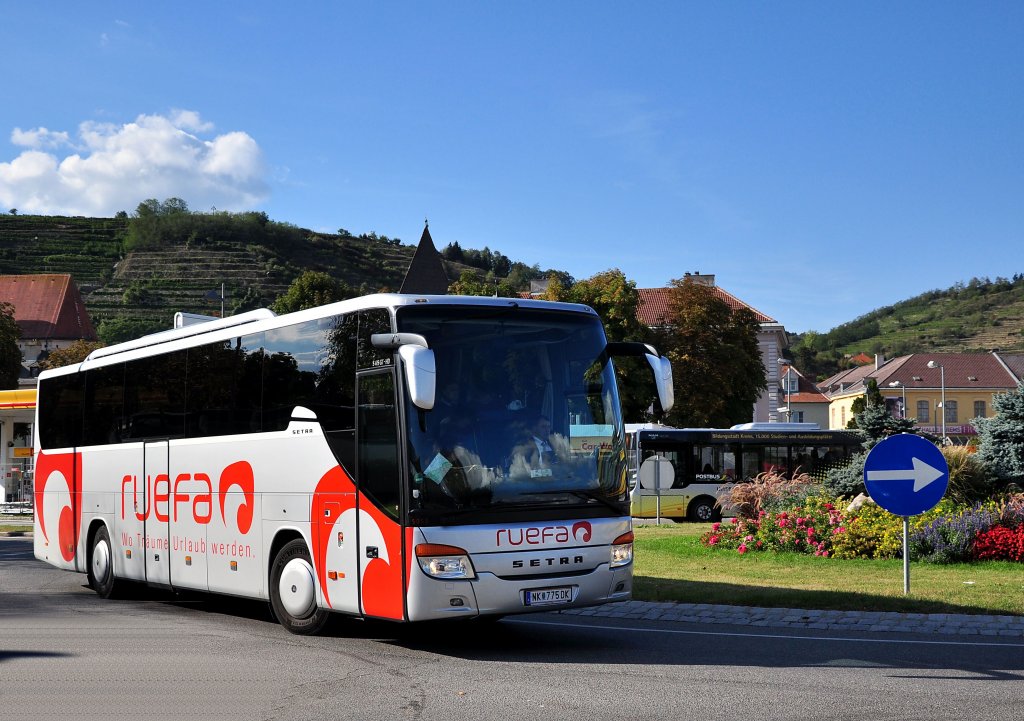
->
<box><xmin>510</xmin><ymin>617</ymin><xmax>1024</xmax><ymax>649</ymax></box>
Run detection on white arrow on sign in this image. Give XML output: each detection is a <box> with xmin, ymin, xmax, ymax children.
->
<box><xmin>866</xmin><ymin>457</ymin><xmax>945</xmax><ymax>492</ymax></box>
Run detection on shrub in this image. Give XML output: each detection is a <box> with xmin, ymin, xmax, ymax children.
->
<box><xmin>831</xmin><ymin>500</ymin><xmax>955</xmax><ymax>560</ymax></box>
<box><xmin>972</xmin><ymin>525</ymin><xmax>1024</xmax><ymax>562</ymax></box>
<box><xmin>942</xmin><ymin>445</ymin><xmax>997</xmax><ymax>504</ymax></box>
<box><xmin>716</xmin><ymin>470</ymin><xmax>815</xmax><ymax>520</ymax></box>
<box><xmin>823</xmin><ymin>450</ymin><xmax>868</xmax><ymax>499</ymax></box>
<box><xmin>830</xmin><ymin>502</ymin><xmax>904</xmax><ymax>559</ymax></box>
<box><xmin>909</xmin><ymin>503</ymin><xmax>999</xmax><ymax>563</ymax></box>
<box><xmin>998</xmin><ymin>492</ymin><xmax>1024</xmax><ymax>528</ymax></box>
<box><xmin>701</xmin><ymin>493</ymin><xmax>846</xmax><ymax>557</ymax></box>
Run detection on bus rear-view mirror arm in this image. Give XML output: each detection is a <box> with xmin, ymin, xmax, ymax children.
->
<box><xmin>372</xmin><ymin>333</ymin><xmax>436</xmax><ymax>410</ymax></box>
<box><xmin>606</xmin><ymin>342</ymin><xmax>674</xmax><ymax>414</ymax></box>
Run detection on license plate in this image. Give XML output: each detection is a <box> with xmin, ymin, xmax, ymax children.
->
<box><xmin>524</xmin><ymin>586</ymin><xmax>573</xmax><ymax>607</ymax></box>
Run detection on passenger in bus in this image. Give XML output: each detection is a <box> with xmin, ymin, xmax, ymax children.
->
<box><xmin>530</xmin><ymin>415</ymin><xmax>557</xmax><ymax>465</ymax></box>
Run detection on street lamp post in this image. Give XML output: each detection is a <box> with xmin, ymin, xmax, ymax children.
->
<box><xmin>777</xmin><ymin>358</ymin><xmax>792</xmax><ymax>422</ymax></box>
<box><xmin>927</xmin><ymin>360</ymin><xmax>946</xmax><ymax>443</ymax></box>
<box><xmin>889</xmin><ymin>380</ymin><xmax>906</xmax><ymax>419</ymax></box>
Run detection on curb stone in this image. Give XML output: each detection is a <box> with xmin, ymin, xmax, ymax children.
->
<box><xmin>559</xmin><ymin>601</ymin><xmax>1024</xmax><ymax>638</ymax></box>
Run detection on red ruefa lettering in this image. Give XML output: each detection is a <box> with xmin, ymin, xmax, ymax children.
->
<box><xmin>121</xmin><ymin>475</ymin><xmax>134</xmax><ymax>519</ymax></box>
<box><xmin>193</xmin><ymin>473</ymin><xmax>213</xmax><ymax>524</ymax></box>
<box><xmin>219</xmin><ymin>461</ymin><xmax>255</xmax><ymax>534</ymax></box>
<box><xmin>119</xmin><ymin>466</ymin><xmax>231</xmax><ymax>526</ymax></box>
<box><xmin>172</xmin><ymin>473</ymin><xmax>191</xmax><ymax>521</ymax></box>
<box><xmin>496</xmin><ymin>525</ymin><xmax>580</xmax><ymax>546</ymax></box>
<box><xmin>153</xmin><ymin>474</ymin><xmax>170</xmax><ymax>522</ymax></box>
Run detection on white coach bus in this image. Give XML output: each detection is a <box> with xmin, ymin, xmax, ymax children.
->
<box><xmin>34</xmin><ymin>294</ymin><xmax>673</xmax><ymax>633</ymax></box>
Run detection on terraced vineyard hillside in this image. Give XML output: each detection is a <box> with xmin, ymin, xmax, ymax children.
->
<box><xmin>0</xmin><ymin>213</ymin><xmax>480</xmax><ymax>338</ymax></box>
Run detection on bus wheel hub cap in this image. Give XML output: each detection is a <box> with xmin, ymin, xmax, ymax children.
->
<box><xmin>280</xmin><ymin>559</ymin><xmax>316</xmax><ymax>618</ymax></box>
<box><xmin>93</xmin><ymin>539</ymin><xmax>110</xmax><ymax>580</ymax></box>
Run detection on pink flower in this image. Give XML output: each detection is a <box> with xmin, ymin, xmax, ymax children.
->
<box><xmin>707</xmin><ymin>535</ymin><xmax>719</xmax><ymax>546</ymax></box>
<box><xmin>796</xmin><ymin>517</ymin><xmax>806</xmax><ymax>527</ymax></box>
<box><xmin>745</xmin><ymin>534</ymin><xmax>754</xmax><ymax>542</ymax></box>
<box><xmin>737</xmin><ymin>544</ymin><xmax>747</xmax><ymax>554</ymax></box>
<box><xmin>711</xmin><ymin>522</ymin><xmax>720</xmax><ymax>532</ymax></box>
<box><xmin>806</xmin><ymin>528</ymin><xmax>815</xmax><ymax>538</ymax></box>
<box><xmin>731</xmin><ymin>517</ymin><xmax>740</xmax><ymax>525</ymax></box>
<box><xmin>825</xmin><ymin>503</ymin><xmax>834</xmax><ymax>511</ymax></box>
<box><xmin>821</xmin><ymin>551</ymin><xmax>829</xmax><ymax>558</ymax></box>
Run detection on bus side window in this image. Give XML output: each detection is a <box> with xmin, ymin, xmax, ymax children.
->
<box><xmin>82</xmin><ymin>363</ymin><xmax>126</xmax><ymax>446</ymax></box>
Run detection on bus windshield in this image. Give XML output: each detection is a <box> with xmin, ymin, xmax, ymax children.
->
<box><xmin>397</xmin><ymin>305</ymin><xmax>626</xmax><ymax>520</ymax></box>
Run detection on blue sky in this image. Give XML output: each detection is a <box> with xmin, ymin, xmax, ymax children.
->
<box><xmin>1</xmin><ymin>3</ymin><xmax>1021</xmax><ymax>333</ymax></box>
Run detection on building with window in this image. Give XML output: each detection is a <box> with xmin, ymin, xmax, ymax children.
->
<box><xmin>635</xmin><ymin>273</ymin><xmax>788</xmax><ymax>423</ymax></box>
<box><xmin>778</xmin><ymin>363</ymin><xmax>830</xmax><ymax>427</ymax></box>
<box><xmin>0</xmin><ymin>274</ymin><xmax>97</xmax><ymax>500</ymax></box>
<box><xmin>0</xmin><ymin>273</ymin><xmax>97</xmax><ymax>383</ymax></box>
<box><xmin>819</xmin><ymin>353</ymin><xmax>1022</xmax><ymax>440</ymax></box>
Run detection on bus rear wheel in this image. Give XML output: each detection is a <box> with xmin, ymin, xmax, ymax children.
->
<box><xmin>269</xmin><ymin>539</ymin><xmax>331</xmax><ymax>635</ymax></box>
<box><xmin>88</xmin><ymin>525</ymin><xmax>120</xmax><ymax>599</ymax></box>
<box><xmin>688</xmin><ymin>497</ymin><xmax>720</xmax><ymax>523</ymax></box>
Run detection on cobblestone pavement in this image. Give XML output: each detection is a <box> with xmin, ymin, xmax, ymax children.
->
<box><xmin>560</xmin><ymin>600</ymin><xmax>1024</xmax><ymax>638</ymax></box>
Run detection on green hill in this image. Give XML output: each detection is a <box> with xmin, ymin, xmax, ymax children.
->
<box><xmin>0</xmin><ymin>209</ymin><xmax>497</xmax><ymax>341</ymax></box>
<box><xmin>790</xmin><ymin>276</ymin><xmax>1024</xmax><ymax>380</ymax></box>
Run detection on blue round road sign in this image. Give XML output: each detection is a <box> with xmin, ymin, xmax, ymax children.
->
<box><xmin>863</xmin><ymin>434</ymin><xmax>949</xmax><ymax>517</ymax></box>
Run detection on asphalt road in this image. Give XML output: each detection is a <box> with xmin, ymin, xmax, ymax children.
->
<box><xmin>2</xmin><ymin>537</ymin><xmax>1022</xmax><ymax>721</ymax></box>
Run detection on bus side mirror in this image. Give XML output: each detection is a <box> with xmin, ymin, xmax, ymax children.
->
<box><xmin>399</xmin><ymin>346</ymin><xmax>436</xmax><ymax>410</ymax></box>
<box><xmin>645</xmin><ymin>353</ymin><xmax>674</xmax><ymax>413</ymax></box>
<box><xmin>606</xmin><ymin>341</ymin><xmax>674</xmax><ymax>414</ymax></box>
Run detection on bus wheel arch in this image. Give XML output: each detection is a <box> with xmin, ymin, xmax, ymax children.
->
<box><xmin>268</xmin><ymin>534</ymin><xmax>331</xmax><ymax>635</ymax></box>
<box><xmin>688</xmin><ymin>496</ymin><xmax>720</xmax><ymax>523</ymax></box>
<box><xmin>87</xmin><ymin>521</ymin><xmax>120</xmax><ymax>599</ymax></box>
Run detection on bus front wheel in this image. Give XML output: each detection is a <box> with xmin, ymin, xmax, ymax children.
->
<box><xmin>688</xmin><ymin>497</ymin><xmax>720</xmax><ymax>523</ymax></box>
<box><xmin>88</xmin><ymin>525</ymin><xmax>120</xmax><ymax>599</ymax></box>
<box><xmin>269</xmin><ymin>539</ymin><xmax>331</xmax><ymax>635</ymax></box>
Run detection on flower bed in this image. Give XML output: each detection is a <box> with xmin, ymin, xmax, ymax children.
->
<box><xmin>700</xmin><ymin>490</ymin><xmax>1024</xmax><ymax>563</ymax></box>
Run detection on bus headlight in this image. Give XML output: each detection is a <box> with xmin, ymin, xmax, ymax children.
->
<box><xmin>610</xmin><ymin>531</ymin><xmax>634</xmax><ymax>568</ymax></box>
<box><xmin>415</xmin><ymin>543</ymin><xmax>477</xmax><ymax>580</ymax></box>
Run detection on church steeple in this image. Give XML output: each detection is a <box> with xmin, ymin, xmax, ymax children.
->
<box><xmin>399</xmin><ymin>220</ymin><xmax>450</xmax><ymax>294</ymax></box>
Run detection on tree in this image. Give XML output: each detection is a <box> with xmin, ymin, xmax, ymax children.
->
<box><xmin>447</xmin><ymin>270</ymin><xmax>520</xmax><ymax>298</ymax></box>
<box><xmin>824</xmin><ymin>403</ymin><xmax>917</xmax><ymax>497</ymax></box>
<box><xmin>39</xmin><ymin>340</ymin><xmax>105</xmax><ymax>370</ymax></box>
<box><xmin>657</xmin><ymin>278</ymin><xmax>767</xmax><ymax>428</ymax></box>
<box><xmin>0</xmin><ymin>302</ymin><xmax>21</xmax><ymax>389</ymax></box>
<box><xmin>848</xmin><ymin>379</ymin><xmax>885</xmax><ymax>427</ymax></box>
<box><xmin>543</xmin><ymin>269</ymin><xmax>655</xmax><ymax>420</ymax></box>
<box><xmin>974</xmin><ymin>381</ymin><xmax>1024</xmax><ymax>487</ymax></box>
<box><xmin>271</xmin><ymin>271</ymin><xmax>353</xmax><ymax>314</ymax></box>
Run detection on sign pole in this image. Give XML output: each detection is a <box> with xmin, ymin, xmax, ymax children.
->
<box><xmin>902</xmin><ymin>517</ymin><xmax>910</xmax><ymax>595</ymax></box>
<box><xmin>655</xmin><ymin>458</ymin><xmax>662</xmax><ymax>526</ymax></box>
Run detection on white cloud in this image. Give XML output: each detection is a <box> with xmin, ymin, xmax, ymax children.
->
<box><xmin>0</xmin><ymin>111</ymin><xmax>268</xmax><ymax>216</ymax></box>
<box><xmin>11</xmin><ymin>127</ymin><xmax>72</xmax><ymax>150</ymax></box>
<box><xmin>170</xmin><ymin>109</ymin><xmax>214</xmax><ymax>133</ymax></box>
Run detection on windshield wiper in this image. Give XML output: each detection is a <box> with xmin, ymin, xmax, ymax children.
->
<box><xmin>531</xmin><ymin>488</ymin><xmax>628</xmax><ymax>515</ymax></box>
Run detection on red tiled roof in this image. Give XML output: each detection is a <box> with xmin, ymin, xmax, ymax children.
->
<box><xmin>820</xmin><ymin>353</ymin><xmax>1018</xmax><ymax>398</ymax></box>
<box><xmin>636</xmin><ymin>286</ymin><xmax>776</xmax><ymax>326</ymax></box>
<box><xmin>882</xmin><ymin>353</ymin><xmax>1016</xmax><ymax>390</ymax></box>
<box><xmin>849</xmin><ymin>352</ymin><xmax>873</xmax><ymax>365</ymax></box>
<box><xmin>0</xmin><ymin>274</ymin><xmax>97</xmax><ymax>341</ymax></box>
<box><xmin>999</xmin><ymin>354</ymin><xmax>1024</xmax><ymax>383</ymax></box>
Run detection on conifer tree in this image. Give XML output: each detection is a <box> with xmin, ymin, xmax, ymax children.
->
<box><xmin>974</xmin><ymin>382</ymin><xmax>1024</xmax><ymax>487</ymax></box>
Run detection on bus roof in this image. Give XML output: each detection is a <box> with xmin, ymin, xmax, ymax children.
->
<box><xmin>40</xmin><ymin>293</ymin><xmax>601</xmax><ymax>380</ymax></box>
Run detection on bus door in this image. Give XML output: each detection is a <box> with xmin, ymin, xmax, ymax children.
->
<box><xmin>355</xmin><ymin>370</ymin><xmax>406</xmax><ymax>621</ymax></box>
<box><xmin>143</xmin><ymin>440</ymin><xmax>171</xmax><ymax>586</ymax></box>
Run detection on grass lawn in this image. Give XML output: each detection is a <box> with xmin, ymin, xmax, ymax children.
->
<box><xmin>634</xmin><ymin>522</ymin><xmax>1024</xmax><ymax>616</ymax></box>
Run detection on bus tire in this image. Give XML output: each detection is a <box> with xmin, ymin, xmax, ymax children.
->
<box><xmin>269</xmin><ymin>539</ymin><xmax>331</xmax><ymax>635</ymax></box>
<box><xmin>688</xmin><ymin>497</ymin><xmax>719</xmax><ymax>523</ymax></box>
<box><xmin>88</xmin><ymin>525</ymin><xmax>120</xmax><ymax>599</ymax></box>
